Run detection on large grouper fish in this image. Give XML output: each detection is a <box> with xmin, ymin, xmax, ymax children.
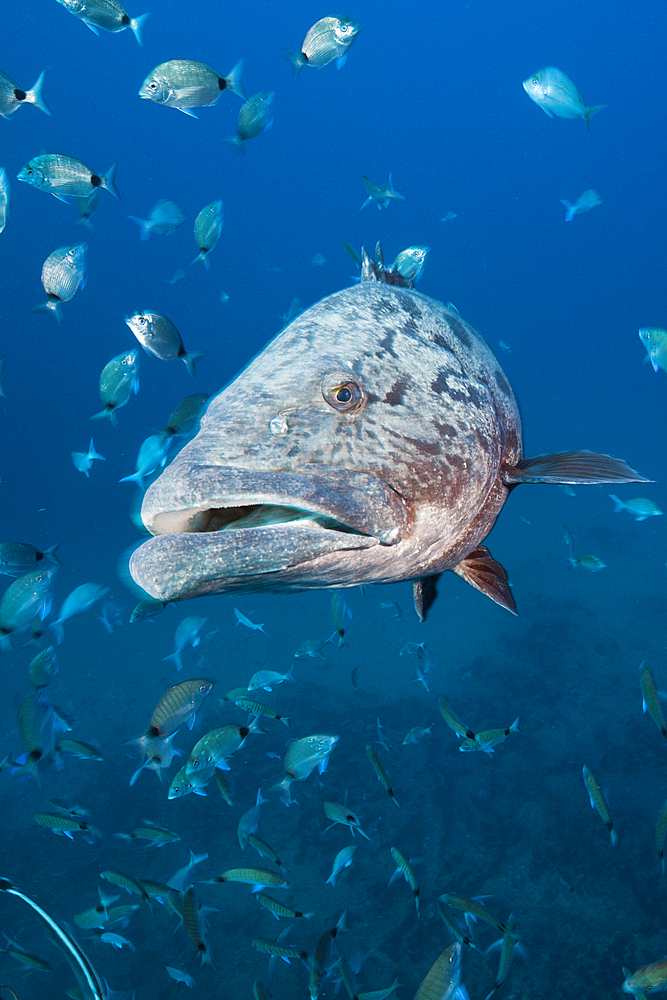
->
<box><xmin>130</xmin><ymin>245</ymin><xmax>646</xmax><ymax>619</ymax></box>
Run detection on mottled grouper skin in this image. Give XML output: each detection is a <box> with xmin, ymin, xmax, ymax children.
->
<box><xmin>130</xmin><ymin>282</ymin><xmax>522</xmax><ymax>601</ymax></box>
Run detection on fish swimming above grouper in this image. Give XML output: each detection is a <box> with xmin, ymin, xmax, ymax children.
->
<box><xmin>129</xmin><ymin>243</ymin><xmax>647</xmax><ymax>620</ymax></box>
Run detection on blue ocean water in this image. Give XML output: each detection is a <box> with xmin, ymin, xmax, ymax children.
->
<box><xmin>0</xmin><ymin>2</ymin><xmax>666</xmax><ymax>997</ymax></box>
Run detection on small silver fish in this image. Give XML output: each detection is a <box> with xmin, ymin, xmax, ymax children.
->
<box><xmin>34</xmin><ymin>243</ymin><xmax>87</xmax><ymax>323</ymax></box>
<box><xmin>414</xmin><ymin>943</ymin><xmax>465</xmax><ymax>1000</ymax></box>
<box><xmin>192</xmin><ymin>200</ymin><xmax>223</xmax><ymax>268</ymax></box>
<box><xmin>28</xmin><ymin>646</ymin><xmax>58</xmax><ymax>689</ymax></box>
<box><xmin>326</xmin><ymin>844</ymin><xmax>356</xmax><ymax>885</ymax></box>
<box><xmin>392</xmin><ymin>246</ymin><xmax>429</xmax><ymax>282</ymax></box>
<box><xmin>360</xmin><ymin>173</ymin><xmax>405</xmax><ymax>211</ymax></box>
<box><xmin>402</xmin><ymin>725</ymin><xmax>433</xmax><ymax>745</ymax></box>
<box><xmin>0</xmin><ymin>542</ymin><xmax>59</xmax><ymax>577</ymax></box>
<box><xmin>522</xmin><ymin>66</ymin><xmax>605</xmax><ymax>130</ymax></box>
<box><xmin>130</xmin><ymin>598</ymin><xmax>167</xmax><ymax>622</ymax></box>
<box><xmin>560</xmin><ymin>189</ymin><xmax>602</xmax><ymax>221</ymax></box>
<box><xmin>163</xmin><ymin>615</ymin><xmax>208</xmax><ymax>671</ymax></box>
<box><xmin>164</xmin><ymin>393</ymin><xmax>210</xmax><ymax>437</ymax></box>
<box><xmin>139</xmin><ymin>59</ymin><xmax>245</xmax><ymax>116</ymax></box>
<box><xmin>119</xmin><ymin>431</ymin><xmax>172</xmax><ymax>489</ymax></box>
<box><xmin>0</xmin><ymin>68</ymin><xmax>50</xmax><ymax>117</ymax></box>
<box><xmin>0</xmin><ymin>167</ymin><xmax>10</xmax><ymax>233</ymax></box>
<box><xmin>128</xmin><ymin>199</ymin><xmax>185</xmax><ymax>239</ymax></box>
<box><xmin>284</xmin><ymin>17</ymin><xmax>361</xmax><ymax>77</ymax></box>
<box><xmin>17</xmin><ymin>153</ymin><xmax>119</xmax><ymax>203</ymax></box>
<box><xmin>623</xmin><ymin>958</ymin><xmax>667</xmax><ymax>997</ymax></box>
<box><xmin>235</xmin><ymin>607</ymin><xmax>266</xmax><ymax>633</ymax></box>
<box><xmin>609</xmin><ymin>494</ymin><xmax>663</xmax><ymax>520</ymax></box>
<box><xmin>167</xmin><ymin>967</ymin><xmax>196</xmax><ymax>987</ymax></box>
<box><xmin>225</xmin><ymin>92</ymin><xmax>274</xmax><ymax>152</ymax></box>
<box><xmin>639</xmin><ymin>328</ymin><xmax>667</xmax><ymax>374</ymax></box>
<box><xmin>276</xmin><ymin>734</ymin><xmax>339</xmax><ymax>803</ymax></box>
<box><xmin>51</xmin><ymin>582</ymin><xmax>109</xmax><ymax>643</ymax></box>
<box><xmin>144</xmin><ymin>677</ymin><xmax>213</xmax><ymax>738</ymax></box>
<box><xmin>182</xmin><ymin>886</ymin><xmax>213</xmax><ymax>966</ymax></box>
<box><xmin>55</xmin><ymin>0</ymin><xmax>149</xmax><ymax>45</ymax></box>
<box><xmin>458</xmin><ymin>718</ymin><xmax>521</xmax><ymax>753</ymax></box>
<box><xmin>71</xmin><ymin>438</ymin><xmax>105</xmax><ymax>477</ymax></box>
<box><xmin>90</xmin><ymin>350</ymin><xmax>139</xmax><ymax>424</ymax></box>
<box><xmin>323</xmin><ymin>801</ymin><xmax>371</xmax><ymax>840</ymax></box>
<box><xmin>125</xmin><ymin>311</ymin><xmax>202</xmax><ymax>375</ymax></box>
<box><xmin>247</xmin><ymin>665</ymin><xmax>292</xmax><ymax>692</ymax></box>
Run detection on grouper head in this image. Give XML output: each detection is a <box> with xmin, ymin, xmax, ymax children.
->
<box><xmin>129</xmin><ymin>250</ymin><xmax>646</xmax><ymax>616</ymax></box>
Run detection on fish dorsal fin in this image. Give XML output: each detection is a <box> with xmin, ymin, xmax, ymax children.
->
<box><xmin>359</xmin><ymin>243</ymin><xmax>414</xmax><ymax>288</ymax></box>
<box><xmin>412</xmin><ymin>575</ymin><xmax>440</xmax><ymax>621</ymax></box>
<box><xmin>452</xmin><ymin>546</ymin><xmax>517</xmax><ymax>614</ymax></box>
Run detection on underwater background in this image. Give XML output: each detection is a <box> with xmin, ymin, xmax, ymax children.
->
<box><xmin>1</xmin><ymin>1</ymin><xmax>666</xmax><ymax>997</ymax></box>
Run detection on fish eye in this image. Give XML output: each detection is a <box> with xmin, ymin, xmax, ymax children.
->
<box><xmin>149</xmin><ymin>81</ymin><xmax>158</xmax><ymax>91</ymax></box>
<box><xmin>322</xmin><ymin>373</ymin><xmax>365</xmax><ymax>413</ymax></box>
<box><xmin>532</xmin><ymin>77</ymin><xmax>538</xmax><ymax>85</ymax></box>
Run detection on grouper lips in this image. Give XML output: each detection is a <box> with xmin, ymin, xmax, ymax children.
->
<box><xmin>129</xmin><ymin>465</ymin><xmax>410</xmax><ymax>601</ymax></box>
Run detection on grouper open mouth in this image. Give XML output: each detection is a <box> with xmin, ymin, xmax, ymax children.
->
<box><xmin>129</xmin><ymin>465</ymin><xmax>411</xmax><ymax>601</ymax></box>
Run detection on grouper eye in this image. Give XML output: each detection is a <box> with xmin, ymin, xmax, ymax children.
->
<box><xmin>321</xmin><ymin>373</ymin><xmax>365</xmax><ymax>413</ymax></box>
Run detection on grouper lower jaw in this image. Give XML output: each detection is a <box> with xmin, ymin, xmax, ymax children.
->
<box><xmin>128</xmin><ymin>521</ymin><xmax>384</xmax><ymax>602</ymax></box>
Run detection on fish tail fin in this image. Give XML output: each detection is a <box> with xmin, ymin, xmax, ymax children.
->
<box><xmin>162</xmin><ymin>651</ymin><xmax>183</xmax><ymax>672</ymax></box>
<box><xmin>130</xmin><ymin>12</ymin><xmax>150</xmax><ymax>46</ymax></box>
<box><xmin>102</xmin><ymin>164</ymin><xmax>120</xmax><ymax>201</ymax></box>
<box><xmin>225</xmin><ymin>59</ymin><xmax>246</xmax><ymax>100</ymax></box>
<box><xmin>76</xmin><ymin>215</ymin><xmax>95</xmax><ymax>232</ymax></box>
<box><xmin>270</xmin><ymin>777</ymin><xmax>292</xmax><ymax>805</ymax></box>
<box><xmin>119</xmin><ymin>471</ymin><xmax>144</xmax><ymax>489</ymax></box>
<box><xmin>386</xmin><ymin>173</ymin><xmax>405</xmax><ymax>200</ymax></box>
<box><xmin>559</xmin><ymin>199</ymin><xmax>576</xmax><ymax>222</ymax></box>
<box><xmin>503</xmin><ymin>452</ymin><xmax>649</xmax><ymax>486</ymax></box>
<box><xmin>88</xmin><ymin>442</ymin><xmax>105</xmax><ymax>463</ymax></box>
<box><xmin>128</xmin><ymin>216</ymin><xmax>152</xmax><ymax>240</ymax></box>
<box><xmin>609</xmin><ymin>494</ymin><xmax>624</xmax><ymax>512</ymax></box>
<box><xmin>90</xmin><ymin>405</ymin><xmax>116</xmax><ymax>425</ymax></box>
<box><xmin>50</xmin><ymin>621</ymin><xmax>65</xmax><ymax>645</ymax></box>
<box><xmin>32</xmin><ymin>299</ymin><xmax>62</xmax><ymax>323</ymax></box>
<box><xmin>282</xmin><ymin>48</ymin><xmax>305</xmax><ymax>79</ymax></box>
<box><xmin>223</xmin><ymin>135</ymin><xmax>245</xmax><ymax>154</ymax></box>
<box><xmin>181</xmin><ymin>351</ymin><xmax>205</xmax><ymax>377</ymax></box>
<box><xmin>584</xmin><ymin>104</ymin><xmax>606</xmax><ymax>130</ymax></box>
<box><xmin>191</xmin><ymin>251</ymin><xmax>210</xmax><ymax>270</ymax></box>
<box><xmin>510</xmin><ymin>717</ymin><xmax>521</xmax><ymax>734</ymax></box>
<box><xmin>26</xmin><ymin>70</ymin><xmax>51</xmax><ymax>116</ymax></box>
<box><xmin>44</xmin><ymin>544</ymin><xmax>60</xmax><ymax>566</ymax></box>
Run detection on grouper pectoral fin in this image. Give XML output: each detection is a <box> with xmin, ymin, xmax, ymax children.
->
<box><xmin>412</xmin><ymin>575</ymin><xmax>441</xmax><ymax>622</ymax></box>
<box><xmin>502</xmin><ymin>451</ymin><xmax>649</xmax><ymax>486</ymax></box>
<box><xmin>452</xmin><ymin>546</ymin><xmax>517</xmax><ymax>615</ymax></box>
